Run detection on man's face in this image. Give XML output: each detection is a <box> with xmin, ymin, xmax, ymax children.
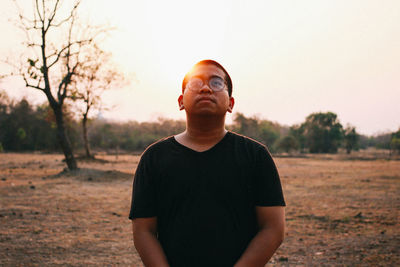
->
<box><xmin>178</xmin><ymin>64</ymin><xmax>234</xmax><ymax>116</ymax></box>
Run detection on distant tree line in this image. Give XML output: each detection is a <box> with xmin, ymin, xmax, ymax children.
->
<box><xmin>3</xmin><ymin>0</ymin><xmax>395</xmax><ymax>170</ymax></box>
<box><xmin>1</xmin><ymin>94</ymin><xmax>399</xmax><ymax>155</ymax></box>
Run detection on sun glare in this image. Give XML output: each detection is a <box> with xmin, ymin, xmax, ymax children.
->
<box><xmin>139</xmin><ymin>0</ymin><xmax>232</xmax><ymax>89</ymax></box>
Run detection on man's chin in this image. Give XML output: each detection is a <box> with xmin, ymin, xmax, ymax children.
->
<box><xmin>187</xmin><ymin>110</ymin><xmax>227</xmax><ymax>117</ymax></box>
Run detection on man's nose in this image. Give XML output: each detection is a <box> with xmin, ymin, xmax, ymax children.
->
<box><xmin>199</xmin><ymin>83</ymin><xmax>213</xmax><ymax>94</ymax></box>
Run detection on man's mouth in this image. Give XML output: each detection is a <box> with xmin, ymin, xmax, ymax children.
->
<box><xmin>197</xmin><ymin>97</ymin><xmax>215</xmax><ymax>103</ymax></box>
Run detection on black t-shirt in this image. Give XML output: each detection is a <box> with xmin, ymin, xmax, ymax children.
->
<box><xmin>129</xmin><ymin>131</ymin><xmax>285</xmax><ymax>267</ymax></box>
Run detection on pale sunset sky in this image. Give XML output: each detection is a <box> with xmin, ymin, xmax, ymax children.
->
<box><xmin>0</xmin><ymin>0</ymin><xmax>399</xmax><ymax>135</ymax></box>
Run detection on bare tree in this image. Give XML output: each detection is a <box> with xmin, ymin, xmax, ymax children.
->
<box><xmin>10</xmin><ymin>0</ymin><xmax>107</xmax><ymax>170</ymax></box>
<box><xmin>69</xmin><ymin>44</ymin><xmax>128</xmax><ymax>158</ymax></box>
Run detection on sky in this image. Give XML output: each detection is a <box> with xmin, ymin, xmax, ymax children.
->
<box><xmin>0</xmin><ymin>0</ymin><xmax>399</xmax><ymax>135</ymax></box>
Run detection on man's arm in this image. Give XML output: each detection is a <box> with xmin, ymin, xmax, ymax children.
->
<box><xmin>234</xmin><ymin>206</ymin><xmax>285</xmax><ymax>267</ymax></box>
<box><xmin>132</xmin><ymin>217</ymin><xmax>170</xmax><ymax>267</ymax></box>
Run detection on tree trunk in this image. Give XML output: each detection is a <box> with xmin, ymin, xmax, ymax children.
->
<box><xmin>82</xmin><ymin>114</ymin><xmax>92</xmax><ymax>158</ymax></box>
<box><xmin>53</xmin><ymin>105</ymin><xmax>78</xmax><ymax>170</ymax></box>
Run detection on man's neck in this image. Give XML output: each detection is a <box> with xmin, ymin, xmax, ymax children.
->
<box><xmin>174</xmin><ymin>115</ymin><xmax>228</xmax><ymax>151</ymax></box>
<box><xmin>185</xmin><ymin>115</ymin><xmax>227</xmax><ymax>142</ymax></box>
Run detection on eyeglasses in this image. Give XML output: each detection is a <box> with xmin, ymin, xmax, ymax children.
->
<box><xmin>186</xmin><ymin>76</ymin><xmax>227</xmax><ymax>92</ymax></box>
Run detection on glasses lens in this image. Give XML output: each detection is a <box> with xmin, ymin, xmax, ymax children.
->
<box><xmin>209</xmin><ymin>77</ymin><xmax>225</xmax><ymax>91</ymax></box>
<box><xmin>187</xmin><ymin>77</ymin><xmax>203</xmax><ymax>91</ymax></box>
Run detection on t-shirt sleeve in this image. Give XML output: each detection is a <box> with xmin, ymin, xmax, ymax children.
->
<box><xmin>253</xmin><ymin>146</ymin><xmax>286</xmax><ymax>206</ymax></box>
<box><xmin>129</xmin><ymin>152</ymin><xmax>157</xmax><ymax>220</ymax></box>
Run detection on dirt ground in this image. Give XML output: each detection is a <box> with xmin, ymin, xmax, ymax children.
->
<box><xmin>0</xmin><ymin>151</ymin><xmax>399</xmax><ymax>266</ymax></box>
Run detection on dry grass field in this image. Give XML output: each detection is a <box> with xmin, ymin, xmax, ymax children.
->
<box><xmin>0</xmin><ymin>151</ymin><xmax>399</xmax><ymax>266</ymax></box>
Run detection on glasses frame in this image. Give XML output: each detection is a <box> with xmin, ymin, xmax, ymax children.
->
<box><xmin>185</xmin><ymin>75</ymin><xmax>227</xmax><ymax>93</ymax></box>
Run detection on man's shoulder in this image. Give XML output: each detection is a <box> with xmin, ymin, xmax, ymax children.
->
<box><xmin>141</xmin><ymin>136</ymin><xmax>175</xmax><ymax>156</ymax></box>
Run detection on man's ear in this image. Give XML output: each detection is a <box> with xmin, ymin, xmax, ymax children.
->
<box><xmin>178</xmin><ymin>95</ymin><xmax>184</xmax><ymax>110</ymax></box>
<box><xmin>227</xmin><ymin>97</ymin><xmax>234</xmax><ymax>113</ymax></box>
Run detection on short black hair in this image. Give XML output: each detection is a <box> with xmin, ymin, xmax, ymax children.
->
<box><xmin>182</xmin><ymin>59</ymin><xmax>233</xmax><ymax>96</ymax></box>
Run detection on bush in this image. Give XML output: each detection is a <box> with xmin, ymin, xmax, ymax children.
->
<box><xmin>390</xmin><ymin>137</ymin><xmax>400</xmax><ymax>154</ymax></box>
<box><xmin>276</xmin><ymin>135</ymin><xmax>299</xmax><ymax>153</ymax></box>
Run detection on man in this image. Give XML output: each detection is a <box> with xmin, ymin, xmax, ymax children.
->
<box><xmin>129</xmin><ymin>60</ymin><xmax>285</xmax><ymax>267</ymax></box>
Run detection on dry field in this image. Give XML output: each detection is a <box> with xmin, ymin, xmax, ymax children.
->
<box><xmin>0</xmin><ymin>151</ymin><xmax>399</xmax><ymax>266</ymax></box>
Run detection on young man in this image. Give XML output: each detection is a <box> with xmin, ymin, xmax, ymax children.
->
<box><xmin>129</xmin><ymin>60</ymin><xmax>285</xmax><ymax>267</ymax></box>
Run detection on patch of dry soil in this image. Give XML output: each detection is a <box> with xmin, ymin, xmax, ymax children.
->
<box><xmin>0</xmin><ymin>153</ymin><xmax>399</xmax><ymax>266</ymax></box>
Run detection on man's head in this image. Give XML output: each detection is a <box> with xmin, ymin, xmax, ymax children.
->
<box><xmin>178</xmin><ymin>59</ymin><xmax>234</xmax><ymax>116</ymax></box>
<box><xmin>182</xmin><ymin>60</ymin><xmax>233</xmax><ymax>97</ymax></box>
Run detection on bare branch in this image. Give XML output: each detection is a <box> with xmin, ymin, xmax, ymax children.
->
<box><xmin>23</xmin><ymin>25</ymin><xmax>42</xmax><ymax>30</ymax></box>
<box><xmin>46</xmin><ymin>0</ymin><xmax>61</xmax><ymax>27</ymax></box>
<box><xmin>58</xmin><ymin>71</ymin><xmax>72</xmax><ymax>103</ymax></box>
<box><xmin>12</xmin><ymin>1</ymin><xmax>43</xmax><ymax>52</ymax></box>
<box><xmin>22</xmin><ymin>74</ymin><xmax>45</xmax><ymax>92</ymax></box>
<box><xmin>12</xmin><ymin>1</ymin><xmax>35</xmax><ymax>25</ymax></box>
<box><xmin>48</xmin><ymin>1</ymin><xmax>81</xmax><ymax>29</ymax></box>
<box><xmin>27</xmin><ymin>42</ymin><xmax>41</xmax><ymax>47</ymax></box>
<box><xmin>47</xmin><ymin>39</ymin><xmax>93</xmax><ymax>68</ymax></box>
<box><xmin>63</xmin><ymin>62</ymin><xmax>79</xmax><ymax>100</ymax></box>
<box><xmin>65</xmin><ymin>9</ymin><xmax>75</xmax><ymax>71</ymax></box>
<box><xmin>35</xmin><ymin>0</ymin><xmax>43</xmax><ymax>22</ymax></box>
<box><xmin>17</xmin><ymin>14</ymin><xmax>37</xmax><ymax>26</ymax></box>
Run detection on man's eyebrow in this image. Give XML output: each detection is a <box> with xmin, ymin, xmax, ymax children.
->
<box><xmin>190</xmin><ymin>74</ymin><xmax>224</xmax><ymax>80</ymax></box>
<box><xmin>210</xmin><ymin>75</ymin><xmax>224</xmax><ymax>80</ymax></box>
